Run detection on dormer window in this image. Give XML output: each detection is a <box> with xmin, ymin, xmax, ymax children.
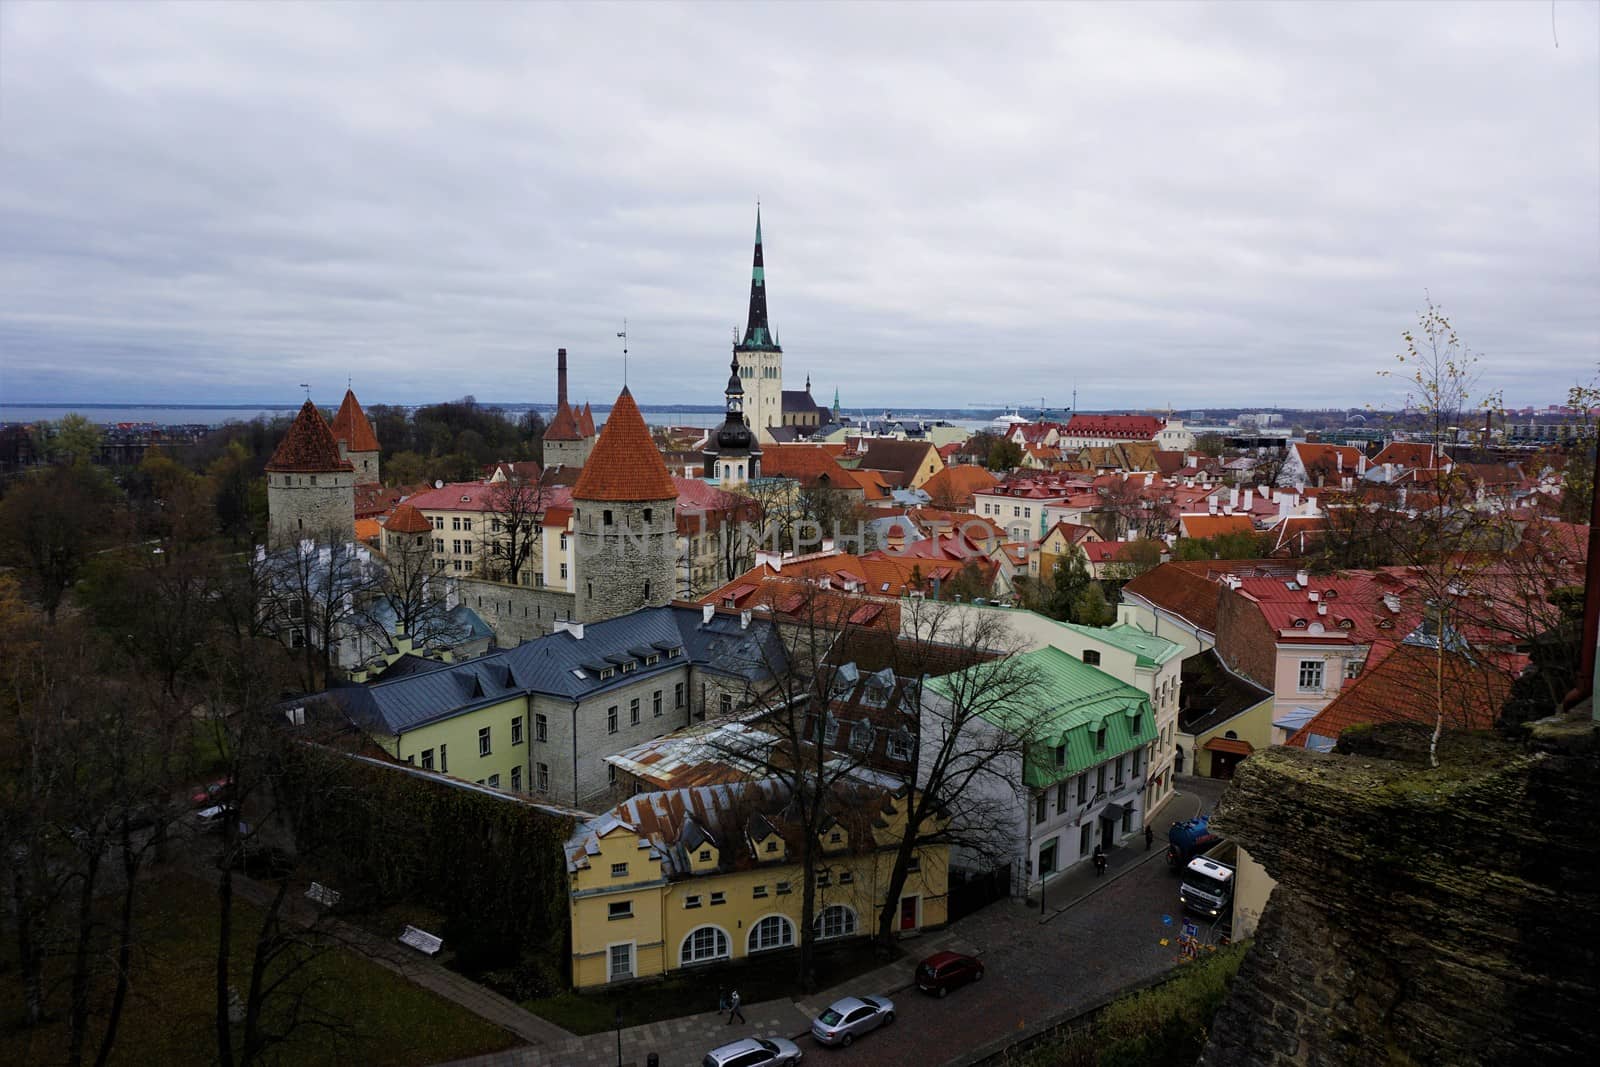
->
<box><xmin>599</xmin><ymin>667</ymin><xmax>616</xmax><ymax>681</ymax></box>
<box><xmin>1054</xmin><ymin>744</ymin><xmax>1067</xmax><ymax>767</ymax></box>
<box><xmin>765</xmin><ymin>840</ymin><xmax>778</xmax><ymax>853</ymax></box>
<box><xmin>698</xmin><ymin>849</ymin><xmax>711</xmax><ymax>862</ymax></box>
<box><xmin>822</xmin><ymin>715</ymin><xmax>839</xmax><ymax>746</ymax></box>
<box><xmin>621</xmin><ymin>661</ymin><xmax>635</xmax><ymax>673</ymax></box>
<box><xmin>1095</xmin><ymin>726</ymin><xmax>1108</xmax><ymax>751</ymax></box>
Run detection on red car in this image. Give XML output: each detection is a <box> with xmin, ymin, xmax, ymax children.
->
<box><xmin>915</xmin><ymin>951</ymin><xmax>984</xmax><ymax>998</ymax></box>
<box><xmin>190</xmin><ymin>778</ymin><xmax>233</xmax><ymax>808</ymax></box>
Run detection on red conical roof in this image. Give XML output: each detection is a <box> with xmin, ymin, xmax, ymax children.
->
<box><xmin>385</xmin><ymin>502</ymin><xmax>432</xmax><ymax>535</ymax></box>
<box><xmin>267</xmin><ymin>401</ymin><xmax>354</xmax><ymax>473</ymax></box>
<box><xmin>545</xmin><ymin>401</ymin><xmax>583</xmax><ymax>442</ymax></box>
<box><xmin>573</xmin><ymin>388</ymin><xmax>677</xmax><ymax>502</ymax></box>
<box><xmin>331</xmin><ymin>388</ymin><xmax>380</xmax><ymax>452</ymax></box>
<box><xmin>580</xmin><ymin>402</ymin><xmax>597</xmax><ymax>437</ymax></box>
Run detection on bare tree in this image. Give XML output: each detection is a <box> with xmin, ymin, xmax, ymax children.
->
<box><xmin>0</xmin><ymin>462</ymin><xmax>114</xmax><ymax>622</ymax></box>
<box><xmin>257</xmin><ymin>531</ymin><xmax>383</xmax><ymax>689</ymax></box>
<box><xmin>871</xmin><ymin>599</ymin><xmax>1043</xmax><ymax>947</ymax></box>
<box><xmin>367</xmin><ymin>527</ymin><xmax>466</xmax><ymax>653</ymax></box>
<box><xmin>480</xmin><ymin>474</ymin><xmax>546</xmax><ymax>586</ymax></box>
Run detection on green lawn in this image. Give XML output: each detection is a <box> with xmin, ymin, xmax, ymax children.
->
<box><xmin>0</xmin><ymin>872</ymin><xmax>518</xmax><ymax>1066</ymax></box>
<box><xmin>527</xmin><ymin>940</ymin><xmax>894</xmax><ymax>1035</ymax></box>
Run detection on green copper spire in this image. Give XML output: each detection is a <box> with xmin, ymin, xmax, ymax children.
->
<box><xmin>738</xmin><ymin>205</ymin><xmax>780</xmax><ymax>352</ymax></box>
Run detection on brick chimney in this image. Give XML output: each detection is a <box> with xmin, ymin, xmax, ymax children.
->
<box><xmin>557</xmin><ymin>347</ymin><xmax>568</xmax><ymax>409</ymax></box>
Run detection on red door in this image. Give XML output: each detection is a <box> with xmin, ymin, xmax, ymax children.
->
<box><xmin>900</xmin><ymin>896</ymin><xmax>918</xmax><ymax>930</ymax></box>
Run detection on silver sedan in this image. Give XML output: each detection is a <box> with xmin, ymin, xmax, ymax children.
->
<box><xmin>810</xmin><ymin>995</ymin><xmax>895</xmax><ymax>1048</ymax></box>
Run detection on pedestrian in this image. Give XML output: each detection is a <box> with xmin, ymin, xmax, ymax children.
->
<box><xmin>1145</xmin><ymin>825</ymin><xmax>1155</xmax><ymax>852</ymax></box>
<box><xmin>726</xmin><ymin>989</ymin><xmax>745</xmax><ymax>1025</ymax></box>
<box><xmin>1093</xmin><ymin>845</ymin><xmax>1107</xmax><ymax>877</ymax></box>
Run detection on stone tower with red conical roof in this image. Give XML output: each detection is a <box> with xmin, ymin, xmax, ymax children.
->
<box><xmin>544</xmin><ymin>348</ymin><xmax>594</xmax><ymax>469</ymax></box>
<box><xmin>331</xmin><ymin>387</ymin><xmax>381</xmax><ymax>486</ymax></box>
<box><xmin>572</xmin><ymin>386</ymin><xmax>677</xmax><ymax>623</ymax></box>
<box><xmin>266</xmin><ymin>400</ymin><xmax>356</xmax><ymax>547</ymax></box>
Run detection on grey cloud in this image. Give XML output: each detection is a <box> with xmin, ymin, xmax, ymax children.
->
<box><xmin>0</xmin><ymin>0</ymin><xmax>1595</xmax><ymax>410</ymax></box>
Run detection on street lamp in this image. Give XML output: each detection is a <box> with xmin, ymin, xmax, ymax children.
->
<box><xmin>614</xmin><ymin>1005</ymin><xmax>623</xmax><ymax>1067</ymax></box>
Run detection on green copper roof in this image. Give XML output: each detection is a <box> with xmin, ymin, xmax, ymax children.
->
<box><xmin>929</xmin><ymin>645</ymin><xmax>1154</xmax><ymax>788</ymax></box>
<box><xmin>1060</xmin><ymin>622</ymin><xmax>1182</xmax><ymax>668</ymax></box>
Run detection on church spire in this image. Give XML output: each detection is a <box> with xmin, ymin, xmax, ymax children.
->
<box><xmin>739</xmin><ymin>206</ymin><xmax>779</xmax><ymax>351</ymax></box>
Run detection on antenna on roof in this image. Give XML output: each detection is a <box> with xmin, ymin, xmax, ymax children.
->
<box><xmin>300</xmin><ymin>382</ymin><xmax>311</xmax><ymax>400</ymax></box>
<box><xmin>617</xmin><ymin>319</ymin><xmax>628</xmax><ymax>386</ymax></box>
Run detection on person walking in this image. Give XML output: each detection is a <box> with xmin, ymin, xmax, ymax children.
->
<box><xmin>726</xmin><ymin>989</ymin><xmax>745</xmax><ymax>1025</ymax></box>
<box><xmin>1093</xmin><ymin>845</ymin><xmax>1107</xmax><ymax>877</ymax></box>
<box><xmin>1145</xmin><ymin>825</ymin><xmax>1155</xmax><ymax>851</ymax></box>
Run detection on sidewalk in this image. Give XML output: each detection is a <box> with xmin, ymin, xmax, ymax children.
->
<box><xmin>1027</xmin><ymin>783</ymin><xmax>1217</xmax><ymax>921</ymax></box>
<box><xmin>440</xmin><ymin>927</ymin><xmax>980</xmax><ymax>1067</ymax></box>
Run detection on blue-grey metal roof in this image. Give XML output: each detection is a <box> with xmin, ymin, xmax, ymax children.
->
<box><xmin>318</xmin><ymin>606</ymin><xmax>784</xmax><ymax>737</ymax></box>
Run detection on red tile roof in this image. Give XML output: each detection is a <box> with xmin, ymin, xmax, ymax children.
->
<box><xmin>761</xmin><ymin>445</ymin><xmax>854</xmax><ymax>485</ymax></box>
<box><xmin>1370</xmin><ymin>442</ymin><xmax>1449</xmax><ymax>470</ymax></box>
<box><xmin>1292</xmin><ymin>442</ymin><xmax>1364</xmax><ymax>474</ymax></box>
<box><xmin>1083</xmin><ymin>540</ymin><xmax>1134</xmax><ymax>563</ymax></box>
<box><xmin>1178</xmin><ymin>513</ymin><xmax>1256</xmax><ymax>540</ymax></box>
<box><xmin>266</xmin><ymin>401</ymin><xmax>354</xmax><ymax>473</ymax></box>
<box><xmin>580</xmin><ymin>402</ymin><xmax>597</xmax><ymax>437</ymax></box>
<box><xmin>405</xmin><ymin>481</ymin><xmax>573</xmax><ymax>514</ymax></box>
<box><xmin>921</xmin><ymin>464</ymin><xmax>998</xmax><ymax>507</ymax></box>
<box><xmin>385</xmin><ymin>502</ymin><xmax>432</xmax><ymax>534</ymax></box>
<box><xmin>545</xmin><ymin>401</ymin><xmax>583</xmax><ymax>442</ymax></box>
<box><xmin>1060</xmin><ymin>414</ymin><xmax>1166</xmax><ymax>439</ymax></box>
<box><xmin>573</xmin><ymin>387</ymin><xmax>678</xmax><ymax>502</ymax></box>
<box><xmin>1285</xmin><ymin>643</ymin><xmax>1514</xmax><ymax>748</ymax></box>
<box><xmin>330</xmin><ymin>388</ymin><xmax>380</xmax><ymax>453</ymax></box>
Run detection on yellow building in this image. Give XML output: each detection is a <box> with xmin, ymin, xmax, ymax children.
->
<box><xmin>565</xmin><ymin>781</ymin><xmax>948</xmax><ymax>988</ymax></box>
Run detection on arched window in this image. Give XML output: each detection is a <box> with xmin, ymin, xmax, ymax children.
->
<box><xmin>747</xmin><ymin>915</ymin><xmax>795</xmax><ymax>953</ymax></box>
<box><xmin>813</xmin><ymin>905</ymin><xmax>857</xmax><ymax>940</ymax></box>
<box><xmin>680</xmin><ymin>925</ymin><xmax>729</xmax><ymax>966</ymax></box>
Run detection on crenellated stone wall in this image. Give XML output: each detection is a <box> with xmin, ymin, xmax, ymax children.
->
<box><xmin>1199</xmin><ymin>721</ymin><xmax>1600</xmax><ymax>1066</ymax></box>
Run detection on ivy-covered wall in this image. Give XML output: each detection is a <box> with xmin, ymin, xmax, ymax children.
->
<box><xmin>284</xmin><ymin>750</ymin><xmax>576</xmax><ymax>994</ymax></box>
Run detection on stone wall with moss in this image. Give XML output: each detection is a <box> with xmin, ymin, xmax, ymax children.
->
<box><xmin>1198</xmin><ymin>721</ymin><xmax>1599</xmax><ymax>1066</ymax></box>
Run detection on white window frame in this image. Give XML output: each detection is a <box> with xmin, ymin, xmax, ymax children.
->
<box><xmin>813</xmin><ymin>905</ymin><xmax>858</xmax><ymax>940</ymax></box>
<box><xmin>607</xmin><ymin>941</ymin><xmax>634</xmax><ymax>982</ymax></box>
<box><xmin>1298</xmin><ymin>659</ymin><xmax>1324</xmax><ymax>691</ymax></box>
<box><xmin>747</xmin><ymin>914</ymin><xmax>795</xmax><ymax>954</ymax></box>
<box><xmin>679</xmin><ymin>925</ymin><xmax>730</xmax><ymax>965</ymax></box>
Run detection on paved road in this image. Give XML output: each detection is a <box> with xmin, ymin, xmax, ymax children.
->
<box><xmin>796</xmin><ymin>780</ymin><xmax>1229</xmax><ymax>1066</ymax></box>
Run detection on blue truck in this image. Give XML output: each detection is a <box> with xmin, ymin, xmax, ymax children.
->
<box><xmin>1165</xmin><ymin>815</ymin><xmax>1220</xmax><ymax>870</ymax></box>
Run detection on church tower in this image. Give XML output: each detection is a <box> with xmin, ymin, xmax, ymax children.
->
<box><xmin>733</xmin><ymin>208</ymin><xmax>783</xmax><ymax>443</ymax></box>
<box><xmin>572</xmin><ymin>387</ymin><xmax>677</xmax><ymax>623</ymax></box>
<box><xmin>266</xmin><ymin>400</ymin><xmax>356</xmax><ymax>547</ymax></box>
<box><xmin>704</xmin><ymin>349</ymin><xmax>761</xmax><ymax>485</ymax></box>
<box><xmin>331</xmin><ymin>387</ymin><xmax>381</xmax><ymax>486</ymax></box>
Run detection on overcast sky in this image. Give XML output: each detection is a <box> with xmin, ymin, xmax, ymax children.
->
<box><xmin>1</xmin><ymin>1</ymin><xmax>1596</xmax><ymax>412</ymax></box>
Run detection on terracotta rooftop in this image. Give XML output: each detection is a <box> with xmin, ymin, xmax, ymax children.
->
<box><xmin>544</xmin><ymin>401</ymin><xmax>583</xmax><ymax>442</ymax></box>
<box><xmin>1285</xmin><ymin>642</ymin><xmax>1514</xmax><ymax>750</ymax></box>
<box><xmin>920</xmin><ymin>464</ymin><xmax>997</xmax><ymax>506</ymax></box>
<box><xmin>266</xmin><ymin>400</ymin><xmax>354</xmax><ymax>473</ymax></box>
<box><xmin>579</xmin><ymin>402</ymin><xmax>597</xmax><ymax>437</ymax></box>
<box><xmin>573</xmin><ymin>387</ymin><xmax>678</xmax><ymax>502</ymax></box>
<box><xmin>385</xmin><ymin>502</ymin><xmax>432</xmax><ymax>535</ymax></box>
<box><xmin>1061</xmin><ymin>414</ymin><xmax>1166</xmax><ymax>439</ymax></box>
<box><xmin>1178</xmin><ymin>513</ymin><xmax>1257</xmax><ymax>540</ymax></box>
<box><xmin>331</xmin><ymin>388</ymin><xmax>380</xmax><ymax>453</ymax></box>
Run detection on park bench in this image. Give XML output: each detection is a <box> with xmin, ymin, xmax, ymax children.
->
<box><xmin>399</xmin><ymin>925</ymin><xmax>443</xmax><ymax>957</ymax></box>
<box><xmin>305</xmin><ymin>882</ymin><xmax>341</xmax><ymax>908</ymax></box>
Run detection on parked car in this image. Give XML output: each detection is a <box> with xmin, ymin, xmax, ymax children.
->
<box><xmin>190</xmin><ymin>777</ymin><xmax>233</xmax><ymax>808</ymax></box>
<box><xmin>702</xmin><ymin>1036</ymin><xmax>802</xmax><ymax>1067</ymax></box>
<box><xmin>811</xmin><ymin>995</ymin><xmax>894</xmax><ymax>1047</ymax></box>
<box><xmin>915</xmin><ymin>951</ymin><xmax>984</xmax><ymax>998</ymax></box>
